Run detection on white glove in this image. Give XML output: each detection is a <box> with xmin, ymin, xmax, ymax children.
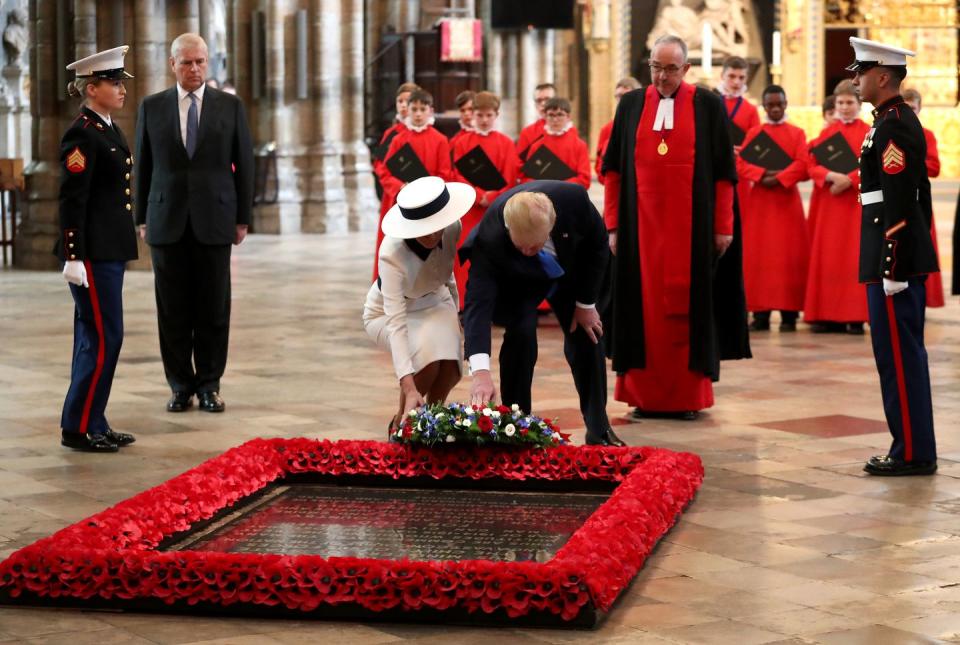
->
<box><xmin>62</xmin><ymin>260</ymin><xmax>88</xmax><ymax>288</ymax></box>
<box><xmin>883</xmin><ymin>278</ymin><xmax>908</xmax><ymax>297</ymax></box>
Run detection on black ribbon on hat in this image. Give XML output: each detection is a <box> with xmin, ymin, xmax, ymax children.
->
<box><xmin>399</xmin><ymin>186</ymin><xmax>450</xmax><ymax>221</ymax></box>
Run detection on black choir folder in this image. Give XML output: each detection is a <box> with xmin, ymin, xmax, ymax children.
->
<box><xmin>728</xmin><ymin>121</ymin><xmax>746</xmax><ymax>146</ymax></box>
<box><xmin>455</xmin><ymin>146</ymin><xmax>508</xmax><ymax>191</ymax></box>
<box><xmin>810</xmin><ymin>131</ymin><xmax>859</xmax><ymax>174</ymax></box>
<box><xmin>739</xmin><ymin>130</ymin><xmax>793</xmax><ymax>171</ymax></box>
<box><xmin>373</xmin><ymin>129</ymin><xmax>400</xmax><ymax>161</ymax></box>
<box><xmin>521</xmin><ymin>145</ymin><xmax>576</xmax><ymax>181</ymax></box>
<box><xmin>385</xmin><ymin>143</ymin><xmax>429</xmax><ymax>182</ymax></box>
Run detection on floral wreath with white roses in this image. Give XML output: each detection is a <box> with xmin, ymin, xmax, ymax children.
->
<box><xmin>392</xmin><ymin>402</ymin><xmax>570</xmax><ymax>448</ymax></box>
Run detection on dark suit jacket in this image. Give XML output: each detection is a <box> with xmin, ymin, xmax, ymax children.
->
<box><xmin>459</xmin><ymin>180</ymin><xmax>609</xmax><ymax>357</ymax></box>
<box><xmin>134</xmin><ymin>86</ymin><xmax>254</xmax><ymax>245</ymax></box>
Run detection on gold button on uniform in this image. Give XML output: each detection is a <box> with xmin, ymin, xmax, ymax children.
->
<box><xmin>874</xmin><ymin>218</ymin><xmax>880</xmax><ymax>223</ymax></box>
<box><xmin>125</xmin><ymin>188</ymin><xmax>130</xmax><ymax>195</ymax></box>
<box><xmin>888</xmin><ymin>243</ymin><xmax>893</xmax><ymax>248</ymax></box>
<box><xmin>125</xmin><ymin>173</ymin><xmax>130</xmax><ymax>180</ymax></box>
<box><xmin>884</xmin><ymin>270</ymin><xmax>890</xmax><ymax>275</ymax></box>
<box><xmin>125</xmin><ymin>203</ymin><xmax>132</xmax><ymax>211</ymax></box>
<box><xmin>68</xmin><ymin>243</ymin><xmax>74</xmax><ymax>249</ymax></box>
<box><xmin>126</xmin><ymin>157</ymin><xmax>131</xmax><ymax>165</ymax></box>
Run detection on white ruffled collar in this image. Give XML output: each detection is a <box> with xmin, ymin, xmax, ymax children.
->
<box><xmin>545</xmin><ymin>122</ymin><xmax>574</xmax><ymax>136</ymax></box>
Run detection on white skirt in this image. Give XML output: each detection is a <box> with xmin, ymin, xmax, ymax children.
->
<box><xmin>363</xmin><ymin>294</ymin><xmax>464</xmax><ymax>376</ymax></box>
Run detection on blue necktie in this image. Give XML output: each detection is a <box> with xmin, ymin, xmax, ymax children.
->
<box><xmin>537</xmin><ymin>249</ymin><xmax>564</xmax><ymax>298</ymax></box>
<box><xmin>185</xmin><ymin>92</ymin><xmax>198</xmax><ymax>158</ymax></box>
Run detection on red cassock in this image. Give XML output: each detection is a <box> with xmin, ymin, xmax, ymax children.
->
<box><xmin>923</xmin><ymin>127</ymin><xmax>944</xmax><ymax>308</ymax></box>
<box><xmin>516</xmin><ymin>119</ymin><xmax>545</xmax><ymax>160</ymax></box>
<box><xmin>803</xmin><ymin>119</ymin><xmax>870</xmax><ymax>323</ymax></box>
<box><xmin>736</xmin><ymin>122</ymin><xmax>810</xmax><ymax>312</ymax></box>
<box><xmin>595</xmin><ymin>119</ymin><xmax>613</xmax><ymax>184</ymax></box>
<box><xmin>604</xmin><ymin>83</ymin><xmax>734</xmax><ymax>412</ymax></box>
<box><xmin>725</xmin><ymin>96</ymin><xmax>761</xmax><ymax>215</ymax></box>
<box><xmin>450</xmin><ymin>130</ymin><xmax>520</xmax><ymax>308</ymax></box>
<box><xmin>372</xmin><ymin>121</ymin><xmax>407</xmax><ymax>187</ymax></box>
<box><xmin>373</xmin><ymin>126</ymin><xmax>453</xmax><ymax>279</ymax></box>
<box><xmin>519</xmin><ymin>128</ymin><xmax>592</xmax><ymax>189</ymax></box>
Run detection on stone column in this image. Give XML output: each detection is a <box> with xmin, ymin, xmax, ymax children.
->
<box><xmin>16</xmin><ymin>0</ymin><xmax>61</xmax><ymax>268</ymax></box>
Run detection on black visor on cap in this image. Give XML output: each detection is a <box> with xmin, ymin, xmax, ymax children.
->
<box><xmin>845</xmin><ymin>60</ymin><xmax>879</xmax><ymax>72</ymax></box>
<box><xmin>82</xmin><ymin>67</ymin><xmax>134</xmax><ymax>80</ymax></box>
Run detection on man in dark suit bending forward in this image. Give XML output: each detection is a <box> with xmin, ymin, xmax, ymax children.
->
<box><xmin>460</xmin><ymin>180</ymin><xmax>625</xmax><ymax>446</ymax></box>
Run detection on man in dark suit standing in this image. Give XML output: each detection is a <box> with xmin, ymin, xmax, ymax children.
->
<box><xmin>135</xmin><ymin>33</ymin><xmax>254</xmax><ymax>413</ymax></box>
<box><xmin>460</xmin><ymin>181</ymin><xmax>625</xmax><ymax>446</ymax></box>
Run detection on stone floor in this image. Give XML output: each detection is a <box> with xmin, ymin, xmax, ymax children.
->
<box><xmin>0</xmin><ymin>183</ymin><xmax>959</xmax><ymax>643</ymax></box>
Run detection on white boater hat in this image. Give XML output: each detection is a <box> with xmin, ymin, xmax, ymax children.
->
<box><xmin>382</xmin><ymin>176</ymin><xmax>476</xmax><ymax>239</ymax></box>
<box><xmin>66</xmin><ymin>45</ymin><xmax>134</xmax><ymax>80</ymax></box>
<box><xmin>846</xmin><ymin>37</ymin><xmax>914</xmax><ymax>72</ymax></box>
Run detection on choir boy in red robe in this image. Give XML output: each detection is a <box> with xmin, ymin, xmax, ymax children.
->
<box><xmin>737</xmin><ymin>85</ymin><xmax>810</xmax><ymax>331</ymax></box>
<box><xmin>451</xmin><ymin>91</ymin><xmax>520</xmax><ymax>308</ymax></box>
<box><xmin>596</xmin><ymin>77</ymin><xmax>641</xmax><ymax>184</ymax></box>
<box><xmin>373</xmin><ymin>89</ymin><xmax>453</xmax><ymax>277</ymax></box>
<box><xmin>803</xmin><ymin>80</ymin><xmax>870</xmax><ymax>333</ymax></box>
<box><xmin>720</xmin><ymin>56</ymin><xmax>761</xmax><ymax>216</ymax></box>
<box><xmin>807</xmin><ymin>94</ymin><xmax>837</xmax><ymax>240</ymax></box>
<box><xmin>449</xmin><ymin>90</ymin><xmax>476</xmax><ymax>148</ymax></box>
<box><xmin>603</xmin><ymin>35</ymin><xmax>750</xmax><ymax>421</ymax></box>
<box><xmin>519</xmin><ymin>97</ymin><xmax>591</xmax><ymax>189</ymax></box>
<box><xmin>372</xmin><ymin>83</ymin><xmax>419</xmax><ymax>200</ymax></box>
<box><xmin>517</xmin><ymin>83</ymin><xmax>571</xmax><ymax>162</ymax></box>
<box><xmin>903</xmin><ymin>88</ymin><xmax>945</xmax><ymax>308</ymax></box>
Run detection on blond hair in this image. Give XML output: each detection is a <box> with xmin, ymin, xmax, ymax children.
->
<box><xmin>503</xmin><ymin>192</ymin><xmax>555</xmax><ymax>240</ymax></box>
<box><xmin>833</xmin><ymin>79</ymin><xmax>860</xmax><ymax>102</ymax></box>
<box><xmin>66</xmin><ymin>77</ymin><xmax>100</xmax><ymax>103</ymax></box>
<box><xmin>473</xmin><ymin>91</ymin><xmax>500</xmax><ymax>111</ymax></box>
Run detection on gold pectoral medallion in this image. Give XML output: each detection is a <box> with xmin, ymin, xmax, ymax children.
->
<box><xmin>657</xmin><ymin>139</ymin><xmax>669</xmax><ymax>156</ymax></box>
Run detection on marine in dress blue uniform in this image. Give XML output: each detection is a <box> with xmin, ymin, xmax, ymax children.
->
<box><xmin>56</xmin><ymin>46</ymin><xmax>138</xmax><ymax>452</ymax></box>
<box><xmin>849</xmin><ymin>37</ymin><xmax>939</xmax><ymax>476</ymax></box>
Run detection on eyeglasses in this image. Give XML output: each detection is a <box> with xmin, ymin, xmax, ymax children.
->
<box><xmin>534</xmin><ymin>97</ymin><xmax>552</xmax><ymax>104</ymax></box>
<box><xmin>649</xmin><ymin>63</ymin><xmax>683</xmax><ymax>76</ymax></box>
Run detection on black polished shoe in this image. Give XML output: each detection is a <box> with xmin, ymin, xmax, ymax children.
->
<box><xmin>104</xmin><ymin>428</ymin><xmax>136</xmax><ymax>447</ymax></box>
<box><xmin>586</xmin><ymin>428</ymin><xmax>627</xmax><ymax>446</ymax></box>
<box><xmin>167</xmin><ymin>391</ymin><xmax>194</xmax><ymax>412</ymax></box>
<box><xmin>199</xmin><ymin>391</ymin><xmax>225</xmax><ymax>413</ymax></box>
<box><xmin>749</xmin><ymin>319</ymin><xmax>770</xmax><ymax>331</ymax></box>
<box><xmin>847</xmin><ymin>323</ymin><xmax>865</xmax><ymax>335</ymax></box>
<box><xmin>863</xmin><ymin>455</ymin><xmax>937</xmax><ymax>476</ymax></box>
<box><xmin>61</xmin><ymin>433</ymin><xmax>119</xmax><ymax>453</ymax></box>
<box><xmin>779</xmin><ymin>321</ymin><xmax>797</xmax><ymax>332</ymax></box>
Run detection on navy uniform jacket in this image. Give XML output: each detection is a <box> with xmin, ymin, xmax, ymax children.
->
<box><xmin>459</xmin><ymin>180</ymin><xmax>609</xmax><ymax>358</ymax></box>
<box><xmin>134</xmin><ymin>86</ymin><xmax>254</xmax><ymax>246</ymax></box>
<box><xmin>858</xmin><ymin>95</ymin><xmax>938</xmax><ymax>282</ymax></box>
<box><xmin>54</xmin><ymin>107</ymin><xmax>138</xmax><ymax>262</ymax></box>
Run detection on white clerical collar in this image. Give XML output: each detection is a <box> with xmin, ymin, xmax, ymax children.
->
<box><xmin>838</xmin><ymin>117</ymin><xmax>859</xmax><ymax>125</ymax></box>
<box><xmin>406</xmin><ymin>121</ymin><xmax>431</xmax><ymax>133</ymax></box>
<box><xmin>177</xmin><ymin>83</ymin><xmax>205</xmax><ymax>103</ymax></box>
<box><xmin>90</xmin><ymin>108</ymin><xmax>111</xmax><ymax>127</ymax></box>
<box><xmin>766</xmin><ymin>114</ymin><xmax>788</xmax><ymax>125</ymax></box>
<box><xmin>545</xmin><ymin>122</ymin><xmax>574</xmax><ymax>136</ymax></box>
<box><xmin>460</xmin><ymin>123</ymin><xmax>475</xmax><ymax>132</ymax></box>
<box><xmin>474</xmin><ymin>127</ymin><xmax>494</xmax><ymax>137</ymax></box>
<box><xmin>653</xmin><ymin>96</ymin><xmax>674</xmax><ymax>131</ymax></box>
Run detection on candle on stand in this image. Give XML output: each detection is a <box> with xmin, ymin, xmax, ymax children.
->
<box><xmin>702</xmin><ymin>22</ymin><xmax>713</xmax><ymax>78</ymax></box>
<box><xmin>772</xmin><ymin>30</ymin><xmax>781</xmax><ymax>67</ymax></box>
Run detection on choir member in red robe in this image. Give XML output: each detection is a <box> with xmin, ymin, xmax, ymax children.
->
<box><xmin>807</xmin><ymin>94</ymin><xmax>838</xmax><ymax>240</ymax></box>
<box><xmin>374</xmin><ymin>89</ymin><xmax>453</xmax><ymax>278</ymax></box>
<box><xmin>450</xmin><ymin>91</ymin><xmax>520</xmax><ymax>308</ymax></box>
<box><xmin>803</xmin><ymin>80</ymin><xmax>870</xmax><ymax>333</ymax></box>
<box><xmin>904</xmin><ymin>88</ymin><xmax>944</xmax><ymax>308</ymax></box>
<box><xmin>596</xmin><ymin>77</ymin><xmax>641</xmax><ymax>184</ymax></box>
<box><xmin>603</xmin><ymin>35</ymin><xmax>750</xmax><ymax>420</ymax></box>
<box><xmin>519</xmin><ymin>97</ymin><xmax>591</xmax><ymax>189</ymax></box>
<box><xmin>719</xmin><ymin>56</ymin><xmax>762</xmax><ymax>217</ymax></box>
<box><xmin>449</xmin><ymin>90</ymin><xmax>475</xmax><ymax>148</ymax></box>
<box><xmin>737</xmin><ymin>86</ymin><xmax>810</xmax><ymax>331</ymax></box>
<box><xmin>516</xmin><ymin>83</ymin><xmax>555</xmax><ymax>163</ymax></box>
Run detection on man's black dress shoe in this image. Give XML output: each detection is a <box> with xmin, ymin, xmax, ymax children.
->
<box><xmin>632</xmin><ymin>408</ymin><xmax>699</xmax><ymax>421</ymax></box>
<box><xmin>847</xmin><ymin>323</ymin><xmax>865</xmax><ymax>335</ymax></box>
<box><xmin>779</xmin><ymin>321</ymin><xmax>797</xmax><ymax>332</ymax></box>
<box><xmin>863</xmin><ymin>455</ymin><xmax>937</xmax><ymax>476</ymax></box>
<box><xmin>749</xmin><ymin>319</ymin><xmax>770</xmax><ymax>331</ymax></box>
<box><xmin>167</xmin><ymin>391</ymin><xmax>193</xmax><ymax>412</ymax></box>
<box><xmin>61</xmin><ymin>433</ymin><xmax>119</xmax><ymax>453</ymax></box>
<box><xmin>199</xmin><ymin>391</ymin><xmax>225</xmax><ymax>413</ymax></box>
<box><xmin>586</xmin><ymin>428</ymin><xmax>627</xmax><ymax>447</ymax></box>
<box><xmin>104</xmin><ymin>428</ymin><xmax>136</xmax><ymax>447</ymax></box>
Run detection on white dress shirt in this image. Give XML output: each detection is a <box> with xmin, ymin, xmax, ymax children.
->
<box><xmin>176</xmin><ymin>83</ymin><xmax>205</xmax><ymax>147</ymax></box>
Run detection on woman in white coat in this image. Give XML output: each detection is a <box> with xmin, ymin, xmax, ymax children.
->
<box><xmin>363</xmin><ymin>176</ymin><xmax>476</xmax><ymax>431</ymax></box>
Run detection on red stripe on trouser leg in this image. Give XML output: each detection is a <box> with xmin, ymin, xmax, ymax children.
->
<box><xmin>885</xmin><ymin>295</ymin><xmax>913</xmax><ymax>462</ymax></box>
<box><xmin>78</xmin><ymin>260</ymin><xmax>106</xmax><ymax>435</ymax></box>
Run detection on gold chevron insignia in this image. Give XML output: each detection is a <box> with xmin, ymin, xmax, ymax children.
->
<box><xmin>66</xmin><ymin>147</ymin><xmax>87</xmax><ymax>173</ymax></box>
